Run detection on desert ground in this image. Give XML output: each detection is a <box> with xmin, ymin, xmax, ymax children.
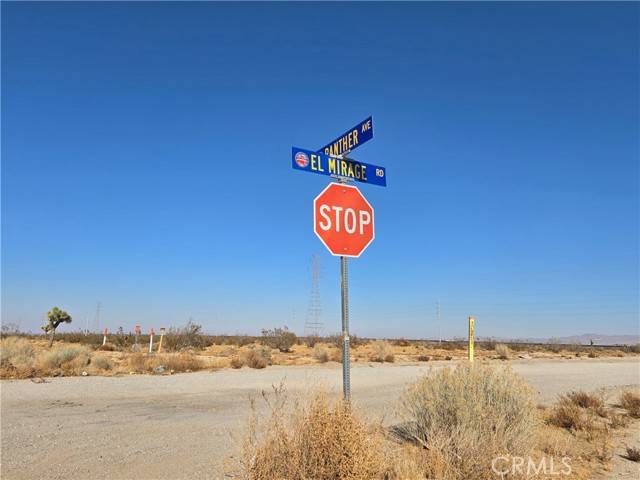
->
<box><xmin>2</xmin><ymin>357</ymin><xmax>639</xmax><ymax>480</ymax></box>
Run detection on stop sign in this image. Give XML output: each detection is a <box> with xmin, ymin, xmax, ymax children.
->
<box><xmin>313</xmin><ymin>183</ymin><xmax>375</xmax><ymax>257</ymax></box>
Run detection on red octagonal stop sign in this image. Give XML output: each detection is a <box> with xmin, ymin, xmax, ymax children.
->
<box><xmin>313</xmin><ymin>183</ymin><xmax>375</xmax><ymax>257</ymax></box>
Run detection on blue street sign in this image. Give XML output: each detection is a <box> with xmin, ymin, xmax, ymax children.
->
<box><xmin>318</xmin><ymin>116</ymin><xmax>374</xmax><ymax>157</ymax></box>
<box><xmin>292</xmin><ymin>147</ymin><xmax>387</xmax><ymax>187</ymax></box>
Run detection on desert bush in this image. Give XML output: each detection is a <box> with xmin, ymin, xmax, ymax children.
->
<box><xmin>37</xmin><ymin>346</ymin><xmax>91</xmax><ymax>373</ymax></box>
<box><xmin>546</xmin><ymin>342</ymin><xmax>562</xmax><ymax>353</ymax></box>
<box><xmin>396</xmin><ymin>363</ymin><xmax>537</xmax><ymax>479</ymax></box>
<box><xmin>369</xmin><ymin>340</ymin><xmax>394</xmax><ymax>363</ymax></box>
<box><xmin>91</xmin><ymin>355</ymin><xmax>112</xmax><ymax>370</ymax></box>
<box><xmin>312</xmin><ymin>344</ymin><xmax>330</xmax><ymax>363</ymax></box>
<box><xmin>547</xmin><ymin>391</ymin><xmax>609</xmax><ymax>431</ymax></box>
<box><xmin>620</xmin><ymin>390</ymin><xmax>640</xmax><ymax>418</ymax></box>
<box><xmin>155</xmin><ymin>353</ymin><xmax>203</xmax><ymax>372</ymax></box>
<box><xmin>547</xmin><ymin>396</ymin><xmax>586</xmax><ymax>430</ymax></box>
<box><xmin>587</xmin><ymin>350</ymin><xmax>598</xmax><ymax>358</ymax></box>
<box><xmin>260</xmin><ymin>326</ymin><xmax>297</xmax><ymax>352</ymax></box>
<box><xmin>230</xmin><ymin>356</ymin><xmax>245</xmax><ymax>369</ymax></box>
<box><xmin>626</xmin><ymin>446</ymin><xmax>640</xmax><ymax>462</ymax></box>
<box><xmin>392</xmin><ymin>338</ymin><xmax>411</xmax><ymax>347</ymax></box>
<box><xmin>127</xmin><ymin>353</ymin><xmax>147</xmax><ymax>372</ymax></box>
<box><xmin>1</xmin><ymin>337</ymin><xmax>35</xmax><ymax>367</ymax></box>
<box><xmin>98</xmin><ymin>342</ymin><xmax>116</xmax><ymax>351</ymax></box>
<box><xmin>417</xmin><ymin>355</ymin><xmax>430</xmax><ymax>362</ymax></box>
<box><xmin>242</xmin><ymin>347</ymin><xmax>270</xmax><ymax>369</ymax></box>
<box><xmin>624</xmin><ymin>343</ymin><xmax>640</xmax><ymax>354</ymax></box>
<box><xmin>566</xmin><ymin>391</ymin><xmax>605</xmax><ymax>412</ymax></box>
<box><xmin>495</xmin><ymin>343</ymin><xmax>511</xmax><ymax>360</ymax></box>
<box><xmin>242</xmin><ymin>387</ymin><xmax>385</xmax><ymax>480</ymax></box>
<box><xmin>304</xmin><ymin>335</ymin><xmax>320</xmax><ymax>348</ymax></box>
<box><xmin>127</xmin><ymin>352</ymin><xmax>204</xmax><ymax>373</ymax></box>
<box><xmin>164</xmin><ymin>320</ymin><xmax>209</xmax><ymax>351</ymax></box>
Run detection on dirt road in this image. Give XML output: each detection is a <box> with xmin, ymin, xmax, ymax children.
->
<box><xmin>2</xmin><ymin>358</ymin><xmax>639</xmax><ymax>480</ymax></box>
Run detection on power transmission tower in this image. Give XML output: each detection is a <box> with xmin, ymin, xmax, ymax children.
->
<box><xmin>304</xmin><ymin>254</ymin><xmax>324</xmax><ymax>337</ymax></box>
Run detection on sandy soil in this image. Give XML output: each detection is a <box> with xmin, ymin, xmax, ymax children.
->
<box><xmin>2</xmin><ymin>357</ymin><xmax>639</xmax><ymax>480</ymax></box>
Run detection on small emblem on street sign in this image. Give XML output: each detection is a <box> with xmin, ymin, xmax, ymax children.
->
<box><xmin>295</xmin><ymin>151</ymin><xmax>309</xmax><ymax>168</ymax></box>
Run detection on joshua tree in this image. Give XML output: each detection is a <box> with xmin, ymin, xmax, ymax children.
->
<box><xmin>42</xmin><ymin>307</ymin><xmax>72</xmax><ymax>347</ymax></box>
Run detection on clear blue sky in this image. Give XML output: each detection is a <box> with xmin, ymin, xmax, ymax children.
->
<box><xmin>2</xmin><ymin>2</ymin><xmax>638</xmax><ymax>339</ymax></box>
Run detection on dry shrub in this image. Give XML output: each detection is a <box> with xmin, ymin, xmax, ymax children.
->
<box><xmin>127</xmin><ymin>352</ymin><xmax>203</xmax><ymax>373</ymax></box>
<box><xmin>127</xmin><ymin>352</ymin><xmax>147</xmax><ymax>372</ymax></box>
<box><xmin>495</xmin><ymin>343</ymin><xmax>511</xmax><ymax>359</ymax></box>
<box><xmin>157</xmin><ymin>353</ymin><xmax>203</xmax><ymax>372</ymax></box>
<box><xmin>626</xmin><ymin>446</ymin><xmax>640</xmax><ymax>462</ymax></box>
<box><xmin>230</xmin><ymin>356</ymin><xmax>244</xmax><ymax>369</ymax></box>
<box><xmin>417</xmin><ymin>355</ymin><xmax>430</xmax><ymax>362</ymax></box>
<box><xmin>312</xmin><ymin>344</ymin><xmax>330</xmax><ymax>363</ymax></box>
<box><xmin>566</xmin><ymin>390</ymin><xmax>606</xmax><ymax>415</ymax></box>
<box><xmin>620</xmin><ymin>390</ymin><xmax>640</xmax><ymax>418</ymax></box>
<box><xmin>369</xmin><ymin>340</ymin><xmax>394</xmax><ymax>363</ymax></box>
<box><xmin>1</xmin><ymin>337</ymin><xmax>35</xmax><ymax>368</ymax></box>
<box><xmin>91</xmin><ymin>355</ymin><xmax>112</xmax><ymax>370</ymax></box>
<box><xmin>547</xmin><ymin>391</ymin><xmax>611</xmax><ymax>433</ymax></box>
<box><xmin>396</xmin><ymin>363</ymin><xmax>537</xmax><ymax>479</ymax></box>
<box><xmin>547</xmin><ymin>396</ymin><xmax>592</xmax><ymax>431</ymax></box>
<box><xmin>98</xmin><ymin>343</ymin><xmax>116</xmax><ymax>351</ymax></box>
<box><xmin>242</xmin><ymin>348</ymin><xmax>270</xmax><ymax>369</ymax></box>
<box><xmin>36</xmin><ymin>346</ymin><xmax>91</xmax><ymax>373</ymax></box>
<box><xmin>537</xmin><ymin>425</ymin><xmax>576</xmax><ymax>457</ymax></box>
<box><xmin>242</xmin><ymin>387</ymin><xmax>385</xmax><ymax>479</ymax></box>
<box><xmin>588</xmin><ymin>350</ymin><xmax>598</xmax><ymax>358</ymax></box>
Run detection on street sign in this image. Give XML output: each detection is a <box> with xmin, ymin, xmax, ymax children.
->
<box><xmin>318</xmin><ymin>116</ymin><xmax>373</xmax><ymax>157</ymax></box>
<box><xmin>292</xmin><ymin>147</ymin><xmax>387</xmax><ymax>187</ymax></box>
<box><xmin>313</xmin><ymin>183</ymin><xmax>375</xmax><ymax>257</ymax></box>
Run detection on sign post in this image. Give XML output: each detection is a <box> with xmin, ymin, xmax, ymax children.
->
<box><xmin>102</xmin><ymin>328</ymin><xmax>108</xmax><ymax>346</ymax></box>
<box><xmin>158</xmin><ymin>327</ymin><xmax>166</xmax><ymax>353</ymax></box>
<box><xmin>294</xmin><ymin>116</ymin><xmax>383</xmax><ymax>401</ymax></box>
<box><xmin>149</xmin><ymin>327</ymin><xmax>155</xmax><ymax>353</ymax></box>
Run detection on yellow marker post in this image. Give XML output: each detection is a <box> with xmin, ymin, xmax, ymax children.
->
<box><xmin>468</xmin><ymin>316</ymin><xmax>476</xmax><ymax>362</ymax></box>
<box><xmin>158</xmin><ymin>327</ymin><xmax>166</xmax><ymax>353</ymax></box>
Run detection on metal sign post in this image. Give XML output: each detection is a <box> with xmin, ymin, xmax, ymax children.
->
<box><xmin>340</xmin><ymin>255</ymin><xmax>351</xmax><ymax>399</ymax></box>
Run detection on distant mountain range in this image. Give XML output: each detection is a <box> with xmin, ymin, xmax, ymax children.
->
<box><xmin>483</xmin><ymin>333</ymin><xmax>640</xmax><ymax>346</ymax></box>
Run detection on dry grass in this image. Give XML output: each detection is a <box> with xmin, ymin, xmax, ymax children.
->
<box><xmin>127</xmin><ymin>352</ymin><xmax>204</xmax><ymax>373</ymax></box>
<box><xmin>90</xmin><ymin>355</ymin><xmax>112</xmax><ymax>370</ymax></box>
<box><xmin>369</xmin><ymin>340</ymin><xmax>394</xmax><ymax>363</ymax></box>
<box><xmin>620</xmin><ymin>390</ymin><xmax>640</xmax><ymax>418</ymax></box>
<box><xmin>36</xmin><ymin>346</ymin><xmax>92</xmax><ymax>374</ymax></box>
<box><xmin>230</xmin><ymin>356</ymin><xmax>244</xmax><ymax>369</ymax></box>
<box><xmin>495</xmin><ymin>343</ymin><xmax>511</xmax><ymax>359</ymax></box>
<box><xmin>242</xmin><ymin>386</ymin><xmax>385</xmax><ymax>480</ymax></box>
<box><xmin>395</xmin><ymin>363</ymin><xmax>537</xmax><ymax>479</ymax></box>
<box><xmin>312</xmin><ymin>343</ymin><xmax>330</xmax><ymax>363</ymax></box>
<box><xmin>0</xmin><ymin>337</ymin><xmax>36</xmax><ymax>378</ymax></box>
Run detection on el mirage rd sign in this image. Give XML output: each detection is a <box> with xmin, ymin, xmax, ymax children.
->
<box><xmin>291</xmin><ymin>115</ymin><xmax>385</xmax><ymax>400</ymax></box>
